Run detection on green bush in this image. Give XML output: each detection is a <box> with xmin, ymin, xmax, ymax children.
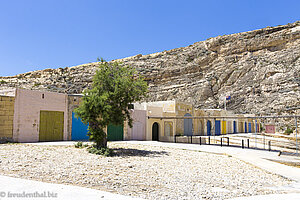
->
<box><xmin>74</xmin><ymin>141</ymin><xmax>83</xmax><ymax>148</ymax></box>
<box><xmin>88</xmin><ymin>146</ymin><xmax>113</xmax><ymax>157</ymax></box>
<box><xmin>284</xmin><ymin>127</ymin><xmax>294</xmax><ymax>135</ymax></box>
<box><xmin>83</xmin><ymin>143</ymin><xmax>89</xmax><ymax>148</ymax></box>
<box><xmin>0</xmin><ymin>80</ymin><xmax>7</xmax><ymax>84</ymax></box>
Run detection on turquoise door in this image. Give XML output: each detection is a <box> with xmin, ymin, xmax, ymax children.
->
<box><xmin>215</xmin><ymin>120</ymin><xmax>221</xmax><ymax>136</ymax></box>
<box><xmin>72</xmin><ymin>112</ymin><xmax>89</xmax><ymax>140</ymax></box>
<box><xmin>107</xmin><ymin>124</ymin><xmax>123</xmax><ymax>141</ymax></box>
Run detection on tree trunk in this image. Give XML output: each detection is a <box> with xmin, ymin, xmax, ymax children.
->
<box><xmin>96</xmin><ymin>136</ymin><xmax>107</xmax><ymax>149</ymax></box>
<box><xmin>89</xmin><ymin>121</ymin><xmax>108</xmax><ymax>149</ymax></box>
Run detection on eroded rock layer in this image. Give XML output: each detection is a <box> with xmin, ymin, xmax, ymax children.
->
<box><xmin>1</xmin><ymin>21</ymin><xmax>299</xmax><ymax>116</ymax></box>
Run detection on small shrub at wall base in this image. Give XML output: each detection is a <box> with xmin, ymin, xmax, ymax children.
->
<box><xmin>284</xmin><ymin>127</ymin><xmax>294</xmax><ymax>135</ymax></box>
<box><xmin>74</xmin><ymin>141</ymin><xmax>83</xmax><ymax>148</ymax></box>
<box><xmin>0</xmin><ymin>80</ymin><xmax>7</xmax><ymax>84</ymax></box>
<box><xmin>88</xmin><ymin>146</ymin><xmax>113</xmax><ymax>157</ymax></box>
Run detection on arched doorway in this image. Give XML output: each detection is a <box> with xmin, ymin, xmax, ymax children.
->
<box><xmin>207</xmin><ymin>120</ymin><xmax>211</xmax><ymax>136</ymax></box>
<box><xmin>152</xmin><ymin>122</ymin><xmax>159</xmax><ymax>141</ymax></box>
<box><xmin>184</xmin><ymin>113</ymin><xmax>193</xmax><ymax>136</ymax></box>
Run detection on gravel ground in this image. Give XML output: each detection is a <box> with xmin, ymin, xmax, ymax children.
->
<box><xmin>0</xmin><ymin>142</ymin><xmax>295</xmax><ymax>199</ymax></box>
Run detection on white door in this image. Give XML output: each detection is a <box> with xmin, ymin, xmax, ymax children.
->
<box><xmin>132</xmin><ymin>122</ymin><xmax>144</xmax><ymax>140</ymax></box>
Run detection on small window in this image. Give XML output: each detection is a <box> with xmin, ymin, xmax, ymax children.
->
<box><xmin>42</xmin><ymin>94</ymin><xmax>44</xmax><ymax>99</ymax></box>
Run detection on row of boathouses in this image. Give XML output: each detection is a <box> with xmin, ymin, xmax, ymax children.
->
<box><xmin>0</xmin><ymin>88</ymin><xmax>260</xmax><ymax>143</ymax></box>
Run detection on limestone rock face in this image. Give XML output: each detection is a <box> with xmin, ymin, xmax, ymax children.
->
<box><xmin>1</xmin><ymin>21</ymin><xmax>299</xmax><ymax>116</ymax></box>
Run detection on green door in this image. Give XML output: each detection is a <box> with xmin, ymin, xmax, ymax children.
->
<box><xmin>107</xmin><ymin>124</ymin><xmax>123</xmax><ymax>141</ymax></box>
<box><xmin>39</xmin><ymin>111</ymin><xmax>64</xmax><ymax>141</ymax></box>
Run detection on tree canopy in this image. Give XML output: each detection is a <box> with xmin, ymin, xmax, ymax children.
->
<box><xmin>75</xmin><ymin>60</ymin><xmax>148</xmax><ymax>148</ymax></box>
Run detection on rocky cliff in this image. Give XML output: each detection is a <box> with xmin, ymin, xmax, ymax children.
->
<box><xmin>1</xmin><ymin>21</ymin><xmax>299</xmax><ymax>116</ymax></box>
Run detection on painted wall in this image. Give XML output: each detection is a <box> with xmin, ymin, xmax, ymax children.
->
<box><xmin>0</xmin><ymin>96</ymin><xmax>15</xmax><ymax>142</ymax></box>
<box><xmin>13</xmin><ymin>89</ymin><xmax>68</xmax><ymax>142</ymax></box>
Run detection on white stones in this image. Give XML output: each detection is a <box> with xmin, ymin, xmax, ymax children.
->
<box><xmin>0</xmin><ymin>143</ymin><xmax>294</xmax><ymax>199</ymax></box>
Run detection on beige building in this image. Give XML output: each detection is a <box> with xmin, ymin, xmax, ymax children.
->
<box><xmin>131</xmin><ymin>100</ymin><xmax>258</xmax><ymax>142</ymax></box>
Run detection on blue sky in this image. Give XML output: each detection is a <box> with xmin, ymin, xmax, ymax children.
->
<box><xmin>0</xmin><ymin>0</ymin><xmax>299</xmax><ymax>76</ymax></box>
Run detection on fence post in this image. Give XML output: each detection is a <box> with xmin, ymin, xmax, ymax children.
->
<box><xmin>247</xmin><ymin>139</ymin><xmax>250</xmax><ymax>148</ymax></box>
<box><xmin>268</xmin><ymin>141</ymin><xmax>271</xmax><ymax>151</ymax></box>
<box><xmin>199</xmin><ymin>137</ymin><xmax>201</xmax><ymax>145</ymax></box>
<box><xmin>174</xmin><ymin>135</ymin><xmax>176</xmax><ymax>143</ymax></box>
<box><xmin>242</xmin><ymin>140</ymin><xmax>244</xmax><ymax>149</ymax></box>
<box><xmin>221</xmin><ymin>138</ymin><xmax>223</xmax><ymax>147</ymax></box>
<box><xmin>191</xmin><ymin>136</ymin><xmax>193</xmax><ymax>144</ymax></box>
<box><xmin>208</xmin><ymin>136</ymin><xmax>210</xmax><ymax>145</ymax></box>
<box><xmin>227</xmin><ymin>137</ymin><xmax>229</xmax><ymax>146</ymax></box>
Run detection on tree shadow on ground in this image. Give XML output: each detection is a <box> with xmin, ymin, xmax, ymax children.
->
<box><xmin>111</xmin><ymin>148</ymin><xmax>169</xmax><ymax>157</ymax></box>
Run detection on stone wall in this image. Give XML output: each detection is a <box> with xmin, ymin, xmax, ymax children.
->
<box><xmin>0</xmin><ymin>96</ymin><xmax>15</xmax><ymax>142</ymax></box>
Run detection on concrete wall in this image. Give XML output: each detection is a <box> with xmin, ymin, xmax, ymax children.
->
<box><xmin>13</xmin><ymin>89</ymin><xmax>68</xmax><ymax>142</ymax></box>
<box><xmin>0</xmin><ymin>96</ymin><xmax>15</xmax><ymax>142</ymax></box>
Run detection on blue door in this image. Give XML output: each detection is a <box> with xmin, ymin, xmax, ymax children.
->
<box><xmin>248</xmin><ymin>123</ymin><xmax>252</xmax><ymax>133</ymax></box>
<box><xmin>233</xmin><ymin>121</ymin><xmax>237</xmax><ymax>133</ymax></box>
<box><xmin>72</xmin><ymin>112</ymin><xmax>89</xmax><ymax>140</ymax></box>
<box><xmin>207</xmin><ymin>120</ymin><xmax>211</xmax><ymax>136</ymax></box>
<box><xmin>244</xmin><ymin>122</ymin><xmax>247</xmax><ymax>133</ymax></box>
<box><xmin>215</xmin><ymin>120</ymin><xmax>221</xmax><ymax>136</ymax></box>
<box><xmin>184</xmin><ymin>113</ymin><xmax>193</xmax><ymax>136</ymax></box>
